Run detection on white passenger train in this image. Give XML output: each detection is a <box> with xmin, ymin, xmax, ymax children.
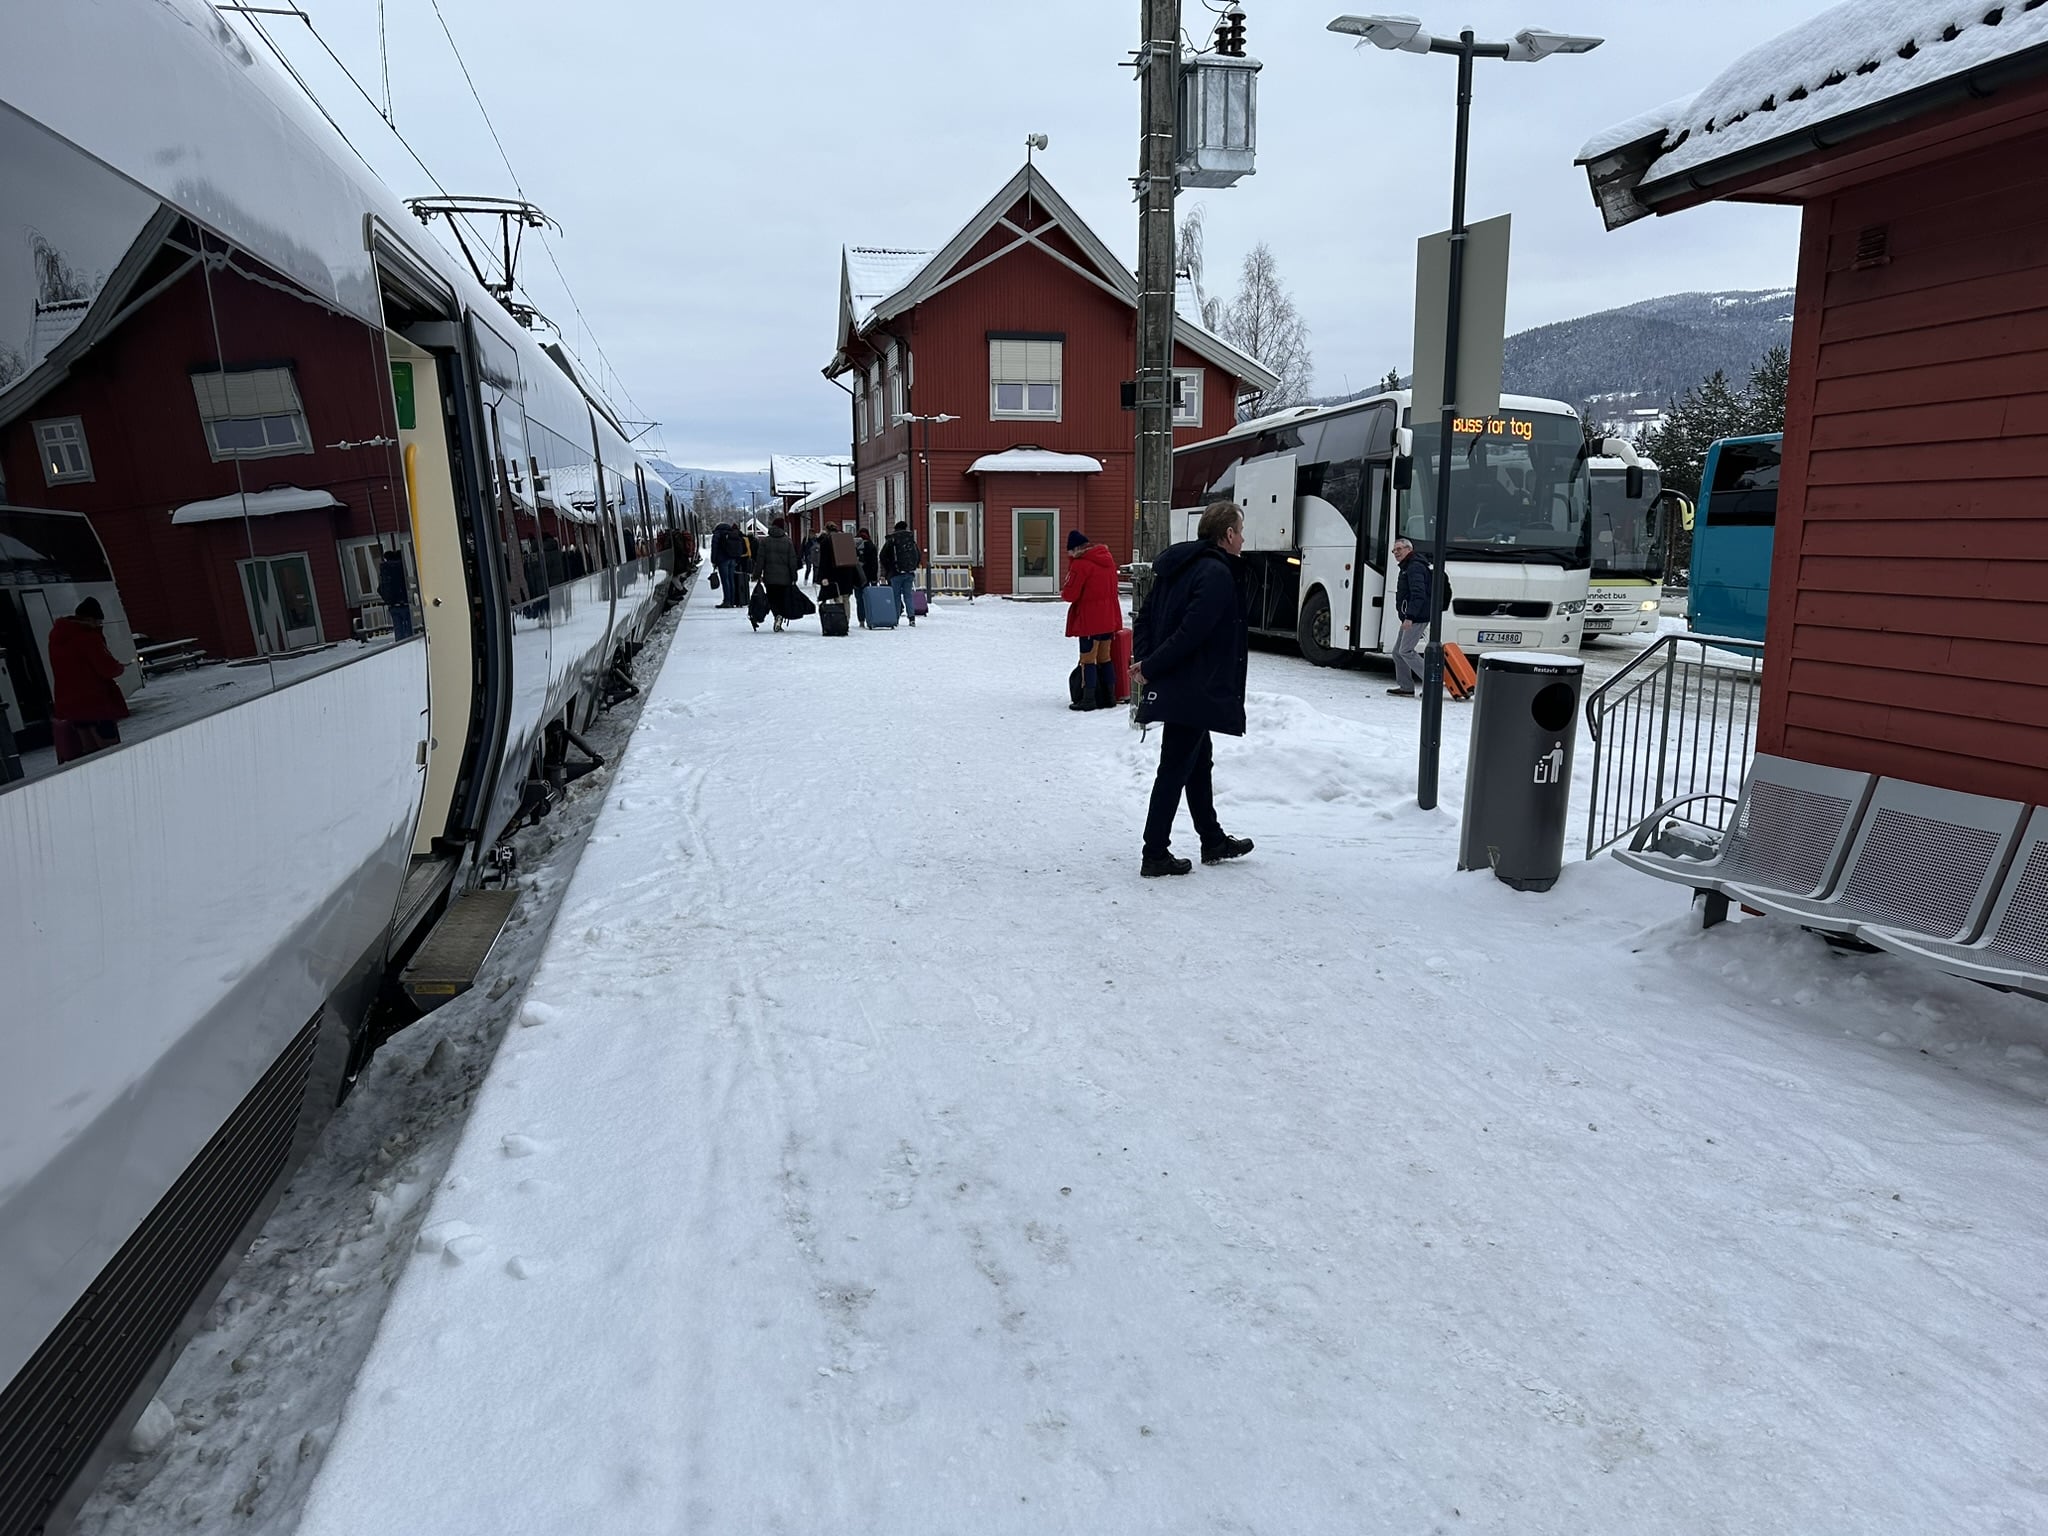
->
<box><xmin>0</xmin><ymin>5</ymin><xmax>696</xmax><ymax>1530</ymax></box>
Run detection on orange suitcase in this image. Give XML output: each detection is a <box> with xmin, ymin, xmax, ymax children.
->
<box><xmin>1442</xmin><ymin>642</ymin><xmax>1477</xmax><ymax>701</ymax></box>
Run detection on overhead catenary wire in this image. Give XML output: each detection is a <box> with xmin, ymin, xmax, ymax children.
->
<box><xmin>421</xmin><ymin>0</ymin><xmax>652</xmax><ymax>434</ymax></box>
<box><xmin>221</xmin><ymin>0</ymin><xmax>651</xmax><ymax>438</ymax></box>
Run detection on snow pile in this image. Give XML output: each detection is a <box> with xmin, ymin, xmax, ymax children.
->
<box><xmin>1580</xmin><ymin>0</ymin><xmax>2048</xmax><ymax>177</ymax></box>
<box><xmin>274</xmin><ymin>595</ymin><xmax>2048</xmax><ymax>1535</ymax></box>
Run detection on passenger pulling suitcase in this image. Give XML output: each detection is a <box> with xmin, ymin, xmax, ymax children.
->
<box><xmin>819</xmin><ymin>599</ymin><xmax>849</xmax><ymax>637</ymax></box>
<box><xmin>862</xmin><ymin>584</ymin><xmax>900</xmax><ymax>629</ymax></box>
<box><xmin>1442</xmin><ymin>641</ymin><xmax>1477</xmax><ymax>701</ymax></box>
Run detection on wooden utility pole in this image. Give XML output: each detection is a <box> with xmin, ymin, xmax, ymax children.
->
<box><xmin>1133</xmin><ymin>0</ymin><xmax>1180</xmax><ymax>590</ymax></box>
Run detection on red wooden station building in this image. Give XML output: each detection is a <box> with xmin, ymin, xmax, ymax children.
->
<box><xmin>1581</xmin><ymin>1</ymin><xmax>2048</xmax><ymax>806</ymax></box>
<box><xmin>824</xmin><ymin>164</ymin><xmax>1276</xmax><ymax>596</ymax></box>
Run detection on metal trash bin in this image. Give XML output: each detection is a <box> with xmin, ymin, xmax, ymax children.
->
<box><xmin>1458</xmin><ymin>650</ymin><xmax>1584</xmax><ymax>892</ymax></box>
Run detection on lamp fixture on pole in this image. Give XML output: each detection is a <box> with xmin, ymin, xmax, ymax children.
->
<box><xmin>1326</xmin><ymin>12</ymin><xmax>1601</xmax><ymax>813</ymax></box>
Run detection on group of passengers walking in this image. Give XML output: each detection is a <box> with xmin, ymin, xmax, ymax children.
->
<box><xmin>706</xmin><ymin>518</ymin><xmax>923</xmax><ymax>631</ymax></box>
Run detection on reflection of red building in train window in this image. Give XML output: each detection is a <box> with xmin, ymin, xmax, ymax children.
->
<box><xmin>0</xmin><ymin>251</ymin><xmax>409</xmax><ymax>661</ymax></box>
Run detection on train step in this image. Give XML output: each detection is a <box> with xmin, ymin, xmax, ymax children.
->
<box><xmin>400</xmin><ymin>887</ymin><xmax>519</xmax><ymax>1011</ymax></box>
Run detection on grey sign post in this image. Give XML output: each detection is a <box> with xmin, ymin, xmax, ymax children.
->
<box><xmin>1410</xmin><ymin>212</ymin><xmax>1510</xmax><ymax>421</ymax></box>
<box><xmin>1332</xmin><ymin>14</ymin><xmax>1601</xmax><ymax>815</ymax></box>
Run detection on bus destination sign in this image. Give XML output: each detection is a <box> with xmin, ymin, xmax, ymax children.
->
<box><xmin>1452</xmin><ymin>415</ymin><xmax>1536</xmax><ymax>441</ymax></box>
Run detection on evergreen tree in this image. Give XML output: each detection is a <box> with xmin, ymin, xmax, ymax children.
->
<box><xmin>1745</xmin><ymin>343</ymin><xmax>1790</xmax><ymax>435</ymax></box>
<box><xmin>1380</xmin><ymin>367</ymin><xmax>1402</xmax><ymax>394</ymax></box>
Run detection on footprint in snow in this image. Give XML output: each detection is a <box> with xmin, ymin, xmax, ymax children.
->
<box><xmin>502</xmin><ymin>1133</ymin><xmax>543</xmax><ymax>1158</ymax></box>
<box><xmin>417</xmin><ymin>1219</ymin><xmax>485</xmax><ymax>1264</ymax></box>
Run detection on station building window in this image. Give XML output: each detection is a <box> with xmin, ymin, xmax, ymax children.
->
<box><xmin>191</xmin><ymin>366</ymin><xmax>312</xmax><ymax>460</ymax></box>
<box><xmin>990</xmin><ymin>337</ymin><xmax>1061</xmax><ymax>419</ymax></box>
<box><xmin>1173</xmin><ymin>368</ymin><xmax>1204</xmax><ymax>427</ymax></box>
<box><xmin>34</xmin><ymin>416</ymin><xmax>93</xmax><ymax>484</ymax></box>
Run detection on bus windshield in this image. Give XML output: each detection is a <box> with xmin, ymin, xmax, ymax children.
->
<box><xmin>1399</xmin><ymin>411</ymin><xmax>1591</xmax><ymax>566</ymax></box>
<box><xmin>1589</xmin><ymin>467</ymin><xmax>1664</xmax><ymax>581</ymax></box>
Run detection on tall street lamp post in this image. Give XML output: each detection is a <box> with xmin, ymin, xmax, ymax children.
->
<box><xmin>1328</xmin><ymin>15</ymin><xmax>1600</xmax><ymax>811</ymax></box>
<box><xmin>894</xmin><ymin>411</ymin><xmax>959</xmax><ymax>591</ymax></box>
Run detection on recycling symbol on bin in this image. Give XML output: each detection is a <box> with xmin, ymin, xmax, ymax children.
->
<box><xmin>1532</xmin><ymin>743</ymin><xmax>1564</xmax><ymax>785</ymax></box>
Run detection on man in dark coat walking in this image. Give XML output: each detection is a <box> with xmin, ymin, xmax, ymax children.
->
<box><xmin>1389</xmin><ymin>536</ymin><xmax>1437</xmax><ymax>697</ymax></box>
<box><xmin>1130</xmin><ymin>501</ymin><xmax>1255</xmax><ymax>878</ymax></box>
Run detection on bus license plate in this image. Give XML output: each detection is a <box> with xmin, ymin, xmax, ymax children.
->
<box><xmin>1584</xmin><ymin>618</ymin><xmax>1612</xmax><ymax>632</ymax></box>
<box><xmin>1477</xmin><ymin>630</ymin><xmax>1524</xmax><ymax>644</ymax></box>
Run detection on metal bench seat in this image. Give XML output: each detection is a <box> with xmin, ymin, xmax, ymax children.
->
<box><xmin>1611</xmin><ymin>754</ymin><xmax>1875</xmax><ymax>921</ymax></box>
<box><xmin>1858</xmin><ymin>815</ymin><xmax>2048</xmax><ymax>1000</ymax></box>
<box><xmin>1724</xmin><ymin>779</ymin><xmax>2028</xmax><ymax>942</ymax></box>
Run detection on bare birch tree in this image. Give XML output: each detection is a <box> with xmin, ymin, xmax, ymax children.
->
<box><xmin>1220</xmin><ymin>242</ymin><xmax>1313</xmax><ymax>414</ymax></box>
<box><xmin>1177</xmin><ymin>206</ymin><xmax>1222</xmax><ymax>331</ymax></box>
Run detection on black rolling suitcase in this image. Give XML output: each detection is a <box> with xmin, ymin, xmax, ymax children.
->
<box><xmin>820</xmin><ymin>599</ymin><xmax>849</xmax><ymax>637</ymax></box>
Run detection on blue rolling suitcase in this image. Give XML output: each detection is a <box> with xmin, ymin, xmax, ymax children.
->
<box><xmin>862</xmin><ymin>584</ymin><xmax>900</xmax><ymax>629</ymax></box>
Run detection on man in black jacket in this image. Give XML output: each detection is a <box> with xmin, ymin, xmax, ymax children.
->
<box><xmin>1131</xmin><ymin>501</ymin><xmax>1256</xmax><ymax>878</ymax></box>
<box><xmin>1389</xmin><ymin>536</ymin><xmax>1434</xmax><ymax>697</ymax></box>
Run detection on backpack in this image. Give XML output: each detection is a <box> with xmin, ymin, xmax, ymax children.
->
<box><xmin>890</xmin><ymin>529</ymin><xmax>920</xmax><ymax>574</ymax></box>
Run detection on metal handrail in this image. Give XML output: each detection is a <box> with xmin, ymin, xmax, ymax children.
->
<box><xmin>1584</xmin><ymin>631</ymin><xmax>1765</xmax><ymax>858</ymax></box>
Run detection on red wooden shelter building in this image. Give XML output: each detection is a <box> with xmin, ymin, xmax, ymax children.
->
<box><xmin>1581</xmin><ymin>0</ymin><xmax>2048</xmax><ymax>805</ymax></box>
<box><xmin>824</xmin><ymin>164</ymin><xmax>1277</xmax><ymax>596</ymax></box>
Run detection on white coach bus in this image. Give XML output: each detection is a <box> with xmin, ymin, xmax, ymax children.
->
<box><xmin>1171</xmin><ymin>390</ymin><xmax>1597</xmax><ymax>666</ymax></box>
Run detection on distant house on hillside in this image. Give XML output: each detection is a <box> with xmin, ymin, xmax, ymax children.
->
<box><xmin>1579</xmin><ymin>0</ymin><xmax>2048</xmax><ymax>804</ymax></box>
<box><xmin>823</xmin><ymin>164</ymin><xmax>1277</xmax><ymax>595</ymax></box>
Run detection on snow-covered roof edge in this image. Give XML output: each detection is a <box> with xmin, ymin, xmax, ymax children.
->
<box><xmin>827</xmin><ymin>164</ymin><xmax>1280</xmax><ymax>394</ymax></box>
<box><xmin>1579</xmin><ymin>1</ymin><xmax>2048</xmax><ymax>227</ymax></box>
<box><xmin>967</xmin><ymin>449</ymin><xmax>1106</xmax><ymax>475</ymax></box>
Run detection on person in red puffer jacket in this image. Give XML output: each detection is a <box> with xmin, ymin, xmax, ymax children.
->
<box><xmin>48</xmin><ymin>596</ymin><xmax>130</xmax><ymax>763</ymax></box>
<box><xmin>1061</xmin><ymin>529</ymin><xmax>1124</xmax><ymax>711</ymax></box>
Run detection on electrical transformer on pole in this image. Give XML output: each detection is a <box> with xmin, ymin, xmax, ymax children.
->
<box><xmin>1131</xmin><ymin>3</ymin><xmax>1257</xmax><ymax>607</ymax></box>
<box><xmin>1132</xmin><ymin>0</ymin><xmax>1181</xmax><ymax>605</ymax></box>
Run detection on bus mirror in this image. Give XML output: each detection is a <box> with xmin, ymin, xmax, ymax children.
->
<box><xmin>1682</xmin><ymin>502</ymin><xmax>1696</xmax><ymax>532</ymax></box>
<box><xmin>1393</xmin><ymin>455</ymin><xmax>1414</xmax><ymax>493</ymax></box>
<box><xmin>1625</xmin><ymin>465</ymin><xmax>1645</xmax><ymax>499</ymax></box>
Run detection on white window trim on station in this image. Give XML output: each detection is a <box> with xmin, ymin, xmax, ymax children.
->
<box><xmin>34</xmin><ymin>416</ymin><xmax>93</xmax><ymax>485</ymax></box>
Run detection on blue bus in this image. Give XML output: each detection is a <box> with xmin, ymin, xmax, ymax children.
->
<box><xmin>1688</xmin><ymin>433</ymin><xmax>1781</xmax><ymax>642</ymax></box>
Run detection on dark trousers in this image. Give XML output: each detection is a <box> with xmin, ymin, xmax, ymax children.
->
<box><xmin>1143</xmin><ymin>721</ymin><xmax>1223</xmax><ymax>858</ymax></box>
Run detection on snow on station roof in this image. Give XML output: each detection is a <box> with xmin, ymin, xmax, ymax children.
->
<box><xmin>769</xmin><ymin>454</ymin><xmax>853</xmax><ymax>499</ymax></box>
<box><xmin>170</xmin><ymin>486</ymin><xmax>342</xmax><ymax>525</ymax></box>
<box><xmin>1579</xmin><ymin>0</ymin><xmax>2048</xmax><ymax>226</ymax></box>
<box><xmin>967</xmin><ymin>449</ymin><xmax>1104</xmax><ymax>475</ymax></box>
<box><xmin>843</xmin><ymin>247</ymin><xmax>935</xmax><ymax>329</ymax></box>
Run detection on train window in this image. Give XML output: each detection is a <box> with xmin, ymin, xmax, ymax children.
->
<box><xmin>1</xmin><ymin>110</ymin><xmax>294</xmax><ymax>784</ymax></box>
<box><xmin>202</xmin><ymin>221</ymin><xmax>416</xmax><ymax>680</ymax></box>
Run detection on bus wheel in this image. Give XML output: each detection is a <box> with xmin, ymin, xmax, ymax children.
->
<box><xmin>1296</xmin><ymin>588</ymin><xmax>1338</xmax><ymax>668</ymax></box>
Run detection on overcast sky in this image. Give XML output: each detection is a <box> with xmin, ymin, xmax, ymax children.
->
<box><xmin>269</xmin><ymin>0</ymin><xmax>1841</xmax><ymax>469</ymax></box>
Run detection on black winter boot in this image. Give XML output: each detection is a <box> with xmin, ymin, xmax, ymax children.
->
<box><xmin>1201</xmin><ymin>835</ymin><xmax>1254</xmax><ymax>865</ymax></box>
<box><xmin>1141</xmin><ymin>852</ymin><xmax>1193</xmax><ymax>878</ymax></box>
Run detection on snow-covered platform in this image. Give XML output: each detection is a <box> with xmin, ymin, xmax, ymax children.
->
<box><xmin>299</xmin><ymin>595</ymin><xmax>2048</xmax><ymax>1535</ymax></box>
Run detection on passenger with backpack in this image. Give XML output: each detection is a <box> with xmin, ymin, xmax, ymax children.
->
<box><xmin>1389</xmin><ymin>537</ymin><xmax>1448</xmax><ymax>697</ymax></box>
<box><xmin>880</xmin><ymin>521</ymin><xmax>922</xmax><ymax>626</ymax></box>
<box><xmin>1129</xmin><ymin>501</ymin><xmax>1256</xmax><ymax>878</ymax></box>
<box><xmin>1061</xmin><ymin>528</ymin><xmax>1122</xmax><ymax>710</ymax></box>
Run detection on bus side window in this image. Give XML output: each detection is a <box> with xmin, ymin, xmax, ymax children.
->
<box><xmin>1313</xmin><ymin>413</ymin><xmax>1369</xmax><ymax>534</ymax></box>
